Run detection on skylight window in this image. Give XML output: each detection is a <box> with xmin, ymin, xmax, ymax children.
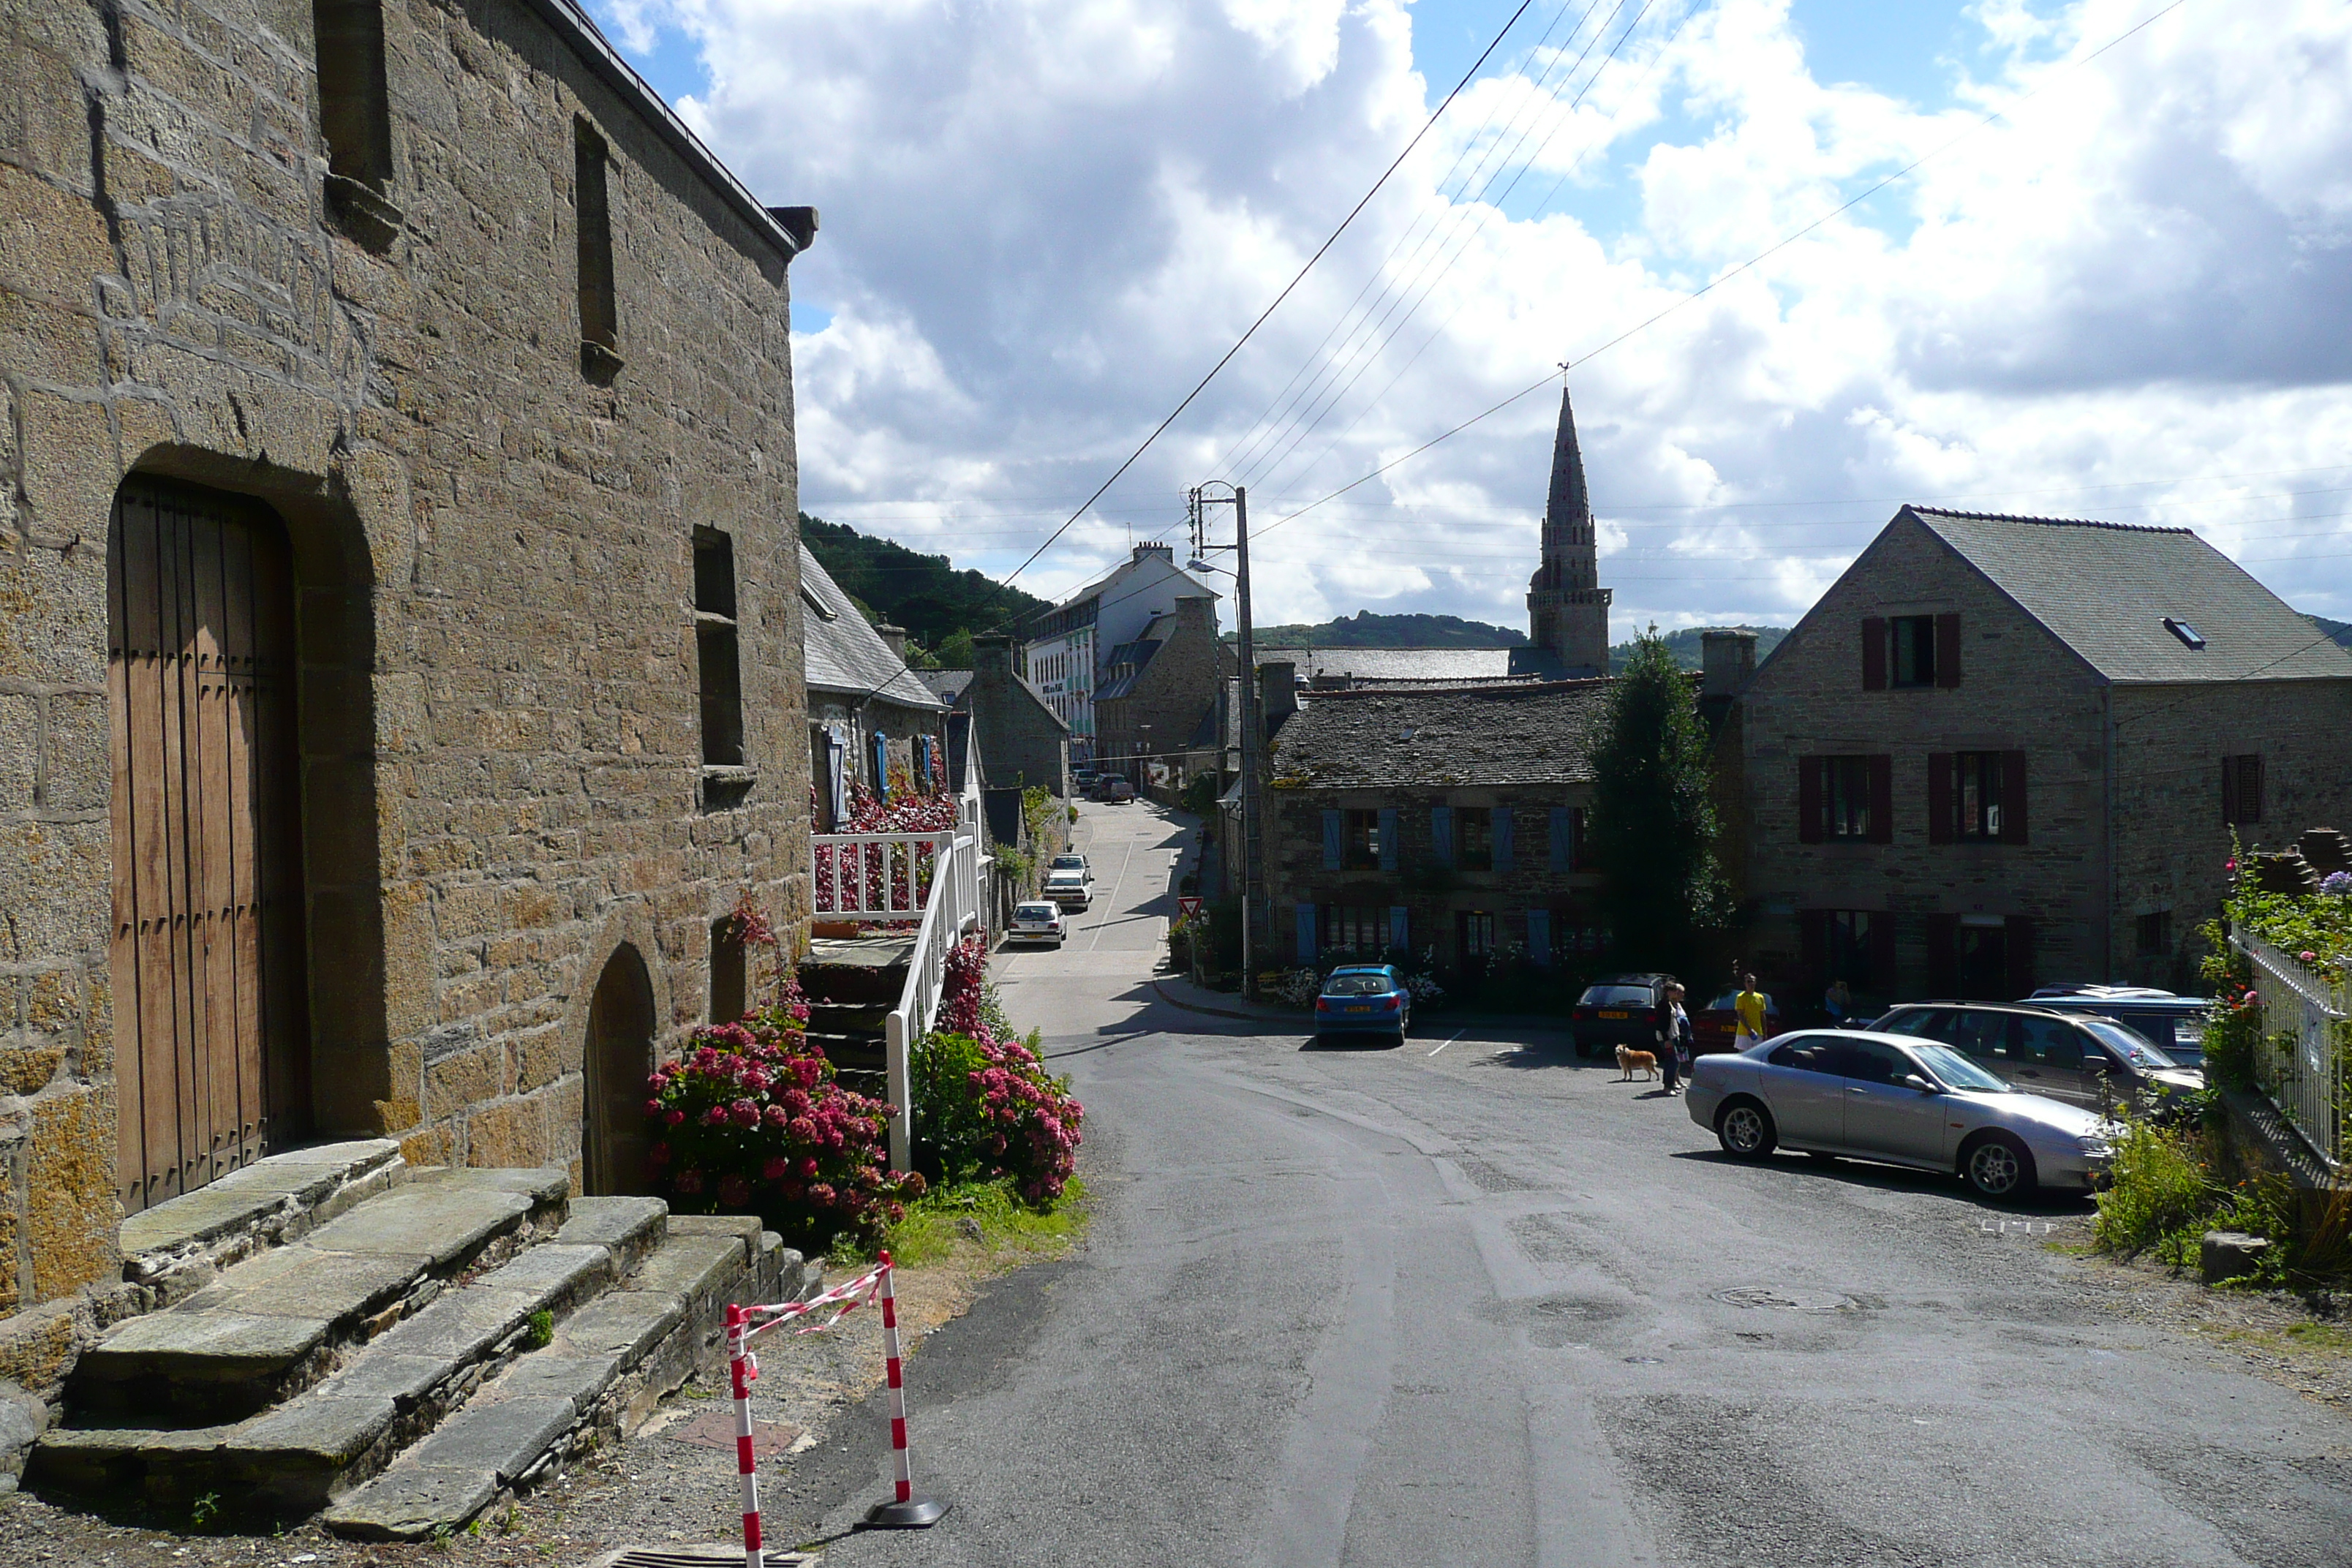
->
<box><xmin>2163</xmin><ymin>617</ymin><xmax>2205</xmax><ymax>650</ymax></box>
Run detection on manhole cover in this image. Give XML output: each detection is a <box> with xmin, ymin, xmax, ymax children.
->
<box><xmin>1716</xmin><ymin>1286</ymin><xmax>1864</xmax><ymax>1313</ymax></box>
<box><xmin>663</xmin><ymin>1409</ymin><xmax>804</xmax><ymax>1456</ymax></box>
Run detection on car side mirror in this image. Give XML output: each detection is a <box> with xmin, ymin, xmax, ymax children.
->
<box><xmin>1902</xmin><ymin>1074</ymin><xmax>1937</xmax><ymax>1094</ymax></box>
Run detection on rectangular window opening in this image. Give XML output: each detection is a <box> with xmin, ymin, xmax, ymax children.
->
<box><xmin>2135</xmin><ymin>911</ymin><xmax>2172</xmax><ymax>957</ymax></box>
<box><xmin>2222</xmin><ymin>753</ymin><xmax>2264</xmax><ymax>825</ymax></box>
<box><xmin>710</xmin><ymin>917</ymin><xmax>747</xmax><ymax>1024</ymax></box>
<box><xmin>1320</xmin><ymin>906</ymin><xmax>1386</xmax><ymax>957</ymax></box>
<box><xmin>1459</xmin><ymin>911</ymin><xmax>1496</xmax><ymax>957</ymax></box>
<box><xmin>1953</xmin><ymin>752</ymin><xmax>2004</xmax><ymax>840</ymax></box>
<box><xmin>1825</xmin><ymin>757</ymin><xmax>1872</xmax><ymax>839</ymax></box>
<box><xmin>693</xmin><ymin>527</ymin><xmax>737</xmax><ymax>619</ymax></box>
<box><xmin>696</xmin><ymin>528</ymin><xmax>745</xmax><ymax>774</ymax></box>
<box><xmin>1890</xmin><ymin>615</ymin><xmax>1937</xmax><ymax>687</ymax></box>
<box><xmin>1458</xmin><ymin>807</ymin><xmax>1494</xmax><ymax>872</ymax></box>
<box><xmin>314</xmin><ymin>0</ymin><xmax>394</xmax><ymax>189</ymax></box>
<box><xmin>1342</xmin><ymin>809</ymin><xmax>1381</xmax><ymax>870</ymax></box>
<box><xmin>575</xmin><ymin>121</ymin><xmax>619</xmax><ymax>374</ymax></box>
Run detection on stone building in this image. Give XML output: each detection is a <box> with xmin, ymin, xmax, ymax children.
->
<box><xmin>1737</xmin><ymin>507</ymin><xmax>2352</xmax><ymax>1003</ymax></box>
<box><xmin>1510</xmin><ymin>389</ymin><xmax>1610</xmax><ymax>679</ymax></box>
<box><xmin>0</xmin><ymin>0</ymin><xmax>816</xmax><ymax>1351</ymax></box>
<box><xmin>801</xmin><ymin>545</ymin><xmax>948</xmax><ymax>829</ymax></box>
<box><xmin>1264</xmin><ymin>681</ymin><xmax>1613</xmax><ymax>973</ymax></box>
<box><xmin>1094</xmin><ymin>593</ymin><xmax>1226</xmax><ymax>788</ymax></box>
<box><xmin>930</xmin><ymin>636</ymin><xmax>1072</xmax><ymax>799</ymax></box>
<box><xmin>1022</xmin><ymin>542</ymin><xmax>1202</xmax><ymax>764</ymax></box>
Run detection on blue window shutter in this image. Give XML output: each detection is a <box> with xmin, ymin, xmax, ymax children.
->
<box><xmin>1432</xmin><ymin>805</ymin><xmax>1454</xmax><ymax>866</ymax></box>
<box><xmin>1378</xmin><ymin>807</ymin><xmax>1399</xmax><ymax>872</ymax></box>
<box><xmin>1322</xmin><ymin>808</ymin><xmax>1343</xmax><ymax>870</ymax></box>
<box><xmin>872</xmin><ymin>731</ymin><xmax>889</xmax><ymax>800</ymax></box>
<box><xmin>1493</xmin><ymin>807</ymin><xmax>1513</xmax><ymax>872</ymax></box>
<box><xmin>1549</xmin><ymin>807</ymin><xmax>1571</xmax><ymax>871</ymax></box>
<box><xmin>1296</xmin><ymin>902</ymin><xmax>1318</xmax><ymax>962</ymax></box>
<box><xmin>1526</xmin><ymin>908</ymin><xmax>1551</xmax><ymax>966</ymax></box>
<box><xmin>1388</xmin><ymin>905</ymin><xmax>1410</xmax><ymax>953</ymax></box>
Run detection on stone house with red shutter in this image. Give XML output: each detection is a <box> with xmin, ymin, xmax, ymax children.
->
<box><xmin>1736</xmin><ymin>507</ymin><xmax>2352</xmax><ymax>1006</ymax></box>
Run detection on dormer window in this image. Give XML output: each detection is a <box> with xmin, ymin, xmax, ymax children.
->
<box><xmin>2163</xmin><ymin>617</ymin><xmax>2205</xmax><ymax>650</ymax></box>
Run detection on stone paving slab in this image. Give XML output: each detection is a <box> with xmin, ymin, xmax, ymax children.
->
<box><xmin>118</xmin><ymin>1140</ymin><xmax>402</xmax><ymax>1258</ymax></box>
<box><xmin>323</xmin><ymin>1463</ymin><xmax>502</xmax><ymax>1541</ymax></box>
<box><xmin>557</xmin><ymin>1196</ymin><xmax>667</xmax><ymax>1253</ymax></box>
<box><xmin>417</xmin><ymin>1166</ymin><xmax>570</xmax><ymax>1205</ymax></box>
<box><xmin>369</xmin><ymin>1286</ymin><xmax>540</xmax><ymax>1365</ymax></box>
<box><xmin>623</xmin><ymin>1235</ymin><xmax>745</xmax><ymax>1304</ymax></box>
<box><xmin>561</xmin><ymin>1291</ymin><xmax>685</xmax><ymax>1364</ymax></box>
<box><xmin>481</xmin><ymin>1243</ymin><xmax>612</xmax><ymax>1309</ymax></box>
<box><xmin>397</xmin><ymin>1393</ymin><xmax>575</xmax><ymax>1482</ymax></box>
<box><xmin>664</xmin><ymin>1213</ymin><xmax>761</xmax><ymax>1265</ymax></box>
<box><xmin>492</xmin><ymin>1349</ymin><xmax>624</xmax><ymax>1409</ymax></box>
<box><xmin>184</xmin><ymin>1247</ymin><xmax>427</xmax><ymax>1321</ymax></box>
<box><xmin>306</xmin><ymin>1183</ymin><xmax>533</xmax><ymax>1267</ymax></box>
<box><xmin>318</xmin><ymin>1352</ymin><xmax>451</xmax><ymax>1407</ymax></box>
<box><xmin>225</xmin><ymin>1393</ymin><xmax>396</xmax><ymax>1468</ymax></box>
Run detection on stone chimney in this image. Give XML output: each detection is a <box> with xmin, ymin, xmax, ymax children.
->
<box><xmin>1175</xmin><ymin>594</ymin><xmax>1215</xmax><ymax>640</ymax></box>
<box><xmin>973</xmin><ymin>633</ymin><xmax>1014</xmax><ymax>679</ymax></box>
<box><xmin>1259</xmin><ymin>660</ymin><xmax>1298</xmax><ymax>723</ymax></box>
<box><xmin>874</xmin><ymin>622</ymin><xmax>909</xmax><ymax>663</ymax></box>
<box><xmin>1700</xmin><ymin>629</ymin><xmax>1757</xmax><ymax>699</ymax></box>
<box><xmin>1134</xmin><ymin>542</ymin><xmax>1174</xmax><ymax>565</ymax></box>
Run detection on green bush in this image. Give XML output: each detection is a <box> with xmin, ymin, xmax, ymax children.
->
<box><xmin>2092</xmin><ymin>1114</ymin><xmax>2214</xmax><ymax>1266</ymax></box>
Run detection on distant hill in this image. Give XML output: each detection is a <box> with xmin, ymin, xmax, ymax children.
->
<box><xmin>1228</xmin><ymin>611</ymin><xmax>1527</xmax><ymax>649</ymax></box>
<box><xmin>801</xmin><ymin>515</ymin><xmax>1050</xmax><ymax>666</ymax></box>
<box><xmin>2305</xmin><ymin>613</ymin><xmax>2352</xmax><ymax>649</ymax></box>
<box><xmin>1610</xmin><ymin>625</ymin><xmax>1790</xmax><ymax>674</ymax></box>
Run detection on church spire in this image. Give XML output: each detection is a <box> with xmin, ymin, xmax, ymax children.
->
<box><xmin>1515</xmin><ymin>385</ymin><xmax>1610</xmax><ymax>678</ymax></box>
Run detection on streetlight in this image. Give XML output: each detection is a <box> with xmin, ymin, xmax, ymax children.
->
<box><xmin>1188</xmin><ymin>483</ymin><xmax>1262</xmax><ymax>1000</ymax></box>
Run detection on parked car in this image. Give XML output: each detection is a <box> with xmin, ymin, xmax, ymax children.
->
<box><xmin>1692</xmin><ymin>988</ymin><xmax>1779</xmax><ymax>1055</ymax></box>
<box><xmin>1686</xmin><ymin>1029</ymin><xmax>2114</xmax><ymax>1199</ymax></box>
<box><xmin>1044</xmin><ymin>864</ymin><xmax>1094</xmax><ymax>910</ymax></box>
<box><xmin>1072</xmin><ymin>769</ymin><xmax>1100</xmax><ymax>792</ymax></box>
<box><xmin>1314</xmin><ymin>965</ymin><xmax>1411</xmax><ymax>1040</ymax></box>
<box><xmin>1870</xmin><ymin>1001</ymin><xmax>2203</xmax><ymax>1113</ymax></box>
<box><xmin>1006</xmin><ymin>900</ymin><xmax>1066</xmax><ymax>947</ymax></box>
<box><xmin>1570</xmin><ymin>974</ymin><xmax>1676</xmax><ymax>1059</ymax></box>
<box><xmin>2024</xmin><ymin>988</ymin><xmax>2214</xmax><ymax>1068</ymax></box>
<box><xmin>1049</xmin><ymin>852</ymin><xmax>1088</xmax><ymax>877</ymax></box>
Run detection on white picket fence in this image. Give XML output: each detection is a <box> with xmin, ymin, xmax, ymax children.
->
<box><xmin>810</xmin><ymin>832</ymin><xmax>951</xmax><ymax>921</ymax></box>
<box><xmin>2235</xmin><ymin>930</ymin><xmax>2350</xmax><ymax>1173</ymax></box>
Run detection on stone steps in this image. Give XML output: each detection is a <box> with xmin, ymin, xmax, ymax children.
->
<box><xmin>30</xmin><ymin>1150</ymin><xmax>815</xmax><ymax>1539</ymax></box>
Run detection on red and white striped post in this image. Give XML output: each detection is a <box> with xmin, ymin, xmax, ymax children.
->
<box><xmin>864</xmin><ymin>1250</ymin><xmax>949</xmax><ymax>1529</ymax></box>
<box><xmin>726</xmin><ymin>1303</ymin><xmax>767</xmax><ymax>1568</ymax></box>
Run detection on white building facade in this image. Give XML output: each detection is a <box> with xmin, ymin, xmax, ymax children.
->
<box><xmin>1023</xmin><ymin>543</ymin><xmax>1213</xmax><ymax>764</ymax></box>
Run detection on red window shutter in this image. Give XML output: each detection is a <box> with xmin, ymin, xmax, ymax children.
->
<box><xmin>1867</xmin><ymin>755</ymin><xmax>1893</xmax><ymax>843</ymax></box>
<box><xmin>1926</xmin><ymin>753</ymin><xmax>1953</xmax><ymax>844</ymax></box>
<box><xmin>2005</xmin><ymin>916</ymin><xmax>2036</xmax><ymax>995</ymax></box>
<box><xmin>2000</xmin><ymin>750</ymin><xmax>2028</xmax><ymax>844</ymax></box>
<box><xmin>1801</xmin><ymin>910</ymin><xmax>1826</xmax><ymax>991</ymax></box>
<box><xmin>1926</xmin><ymin>914</ymin><xmax>1959</xmax><ymax>996</ymax></box>
<box><xmin>1861</xmin><ymin>619</ymin><xmax>1887</xmax><ymax>691</ymax></box>
<box><xmin>1934</xmin><ymin>613</ymin><xmax>1962</xmax><ymax>687</ymax></box>
<box><xmin>1797</xmin><ymin>757</ymin><xmax>1823</xmax><ymax>843</ymax></box>
<box><xmin>2221</xmin><ymin>756</ymin><xmax>2238</xmax><ymax>826</ymax></box>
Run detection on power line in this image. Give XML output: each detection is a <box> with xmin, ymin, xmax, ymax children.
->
<box><xmin>991</xmin><ymin>0</ymin><xmax>1552</xmax><ymax>593</ymax></box>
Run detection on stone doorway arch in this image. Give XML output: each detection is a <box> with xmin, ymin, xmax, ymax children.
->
<box><xmin>583</xmin><ymin>943</ymin><xmax>655</xmax><ymax>1194</ymax></box>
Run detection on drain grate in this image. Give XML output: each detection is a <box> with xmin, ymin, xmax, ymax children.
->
<box><xmin>1716</xmin><ymin>1286</ymin><xmax>1874</xmax><ymax>1313</ymax></box>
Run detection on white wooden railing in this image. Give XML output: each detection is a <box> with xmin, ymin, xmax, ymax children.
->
<box><xmin>810</xmin><ymin>831</ymin><xmax>951</xmax><ymax>921</ymax></box>
<box><xmin>884</xmin><ymin>827</ymin><xmax>984</xmax><ymax>1169</ymax></box>
<box><xmin>2235</xmin><ymin>930</ymin><xmax>2349</xmax><ymax>1172</ymax></box>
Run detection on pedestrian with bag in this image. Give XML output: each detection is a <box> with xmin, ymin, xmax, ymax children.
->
<box><xmin>1733</xmin><ymin>973</ymin><xmax>1770</xmax><ymax>1052</ymax></box>
<box><xmin>1659</xmin><ymin>981</ymin><xmax>1693</xmax><ymax>1096</ymax></box>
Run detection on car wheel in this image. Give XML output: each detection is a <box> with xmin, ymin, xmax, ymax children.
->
<box><xmin>1572</xmin><ymin>1035</ymin><xmax>1591</xmax><ymax>1059</ymax></box>
<box><xmin>1400</xmin><ymin>1006</ymin><xmax>1411</xmax><ymax>1036</ymax></box>
<box><xmin>1716</xmin><ymin>1100</ymin><xmax>1776</xmax><ymax>1159</ymax></box>
<box><xmin>1963</xmin><ymin>1133</ymin><xmax>2036</xmax><ymax>1200</ymax></box>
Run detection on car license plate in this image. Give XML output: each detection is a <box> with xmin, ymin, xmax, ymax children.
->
<box><xmin>1346</xmin><ymin>1005</ymin><xmax>1369</xmax><ymax>1014</ymax></box>
<box><xmin>1599</xmin><ymin>1009</ymin><xmax>1628</xmax><ymax>1019</ymax></box>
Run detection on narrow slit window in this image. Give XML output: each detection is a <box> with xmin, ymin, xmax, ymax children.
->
<box><xmin>314</xmin><ymin>0</ymin><xmax>394</xmax><ymax>189</ymax></box>
<box><xmin>695</xmin><ymin>528</ymin><xmax>744</xmax><ymax>772</ymax></box>
<box><xmin>709</xmin><ymin>916</ymin><xmax>747</xmax><ymax>1024</ymax></box>
<box><xmin>575</xmin><ymin>121</ymin><xmax>619</xmax><ymax>369</ymax></box>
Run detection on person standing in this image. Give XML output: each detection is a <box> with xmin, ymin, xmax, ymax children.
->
<box><xmin>1824</xmin><ymin>977</ymin><xmax>1853</xmax><ymax>1025</ymax></box>
<box><xmin>1734</xmin><ymin>973</ymin><xmax>1769</xmax><ymax>1052</ymax></box>
<box><xmin>1661</xmin><ymin>981</ymin><xmax>1693</xmax><ymax>1095</ymax></box>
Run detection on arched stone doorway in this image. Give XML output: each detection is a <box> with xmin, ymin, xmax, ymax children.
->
<box><xmin>583</xmin><ymin>944</ymin><xmax>655</xmax><ymax>1194</ymax></box>
<box><xmin>108</xmin><ymin>476</ymin><xmax>312</xmax><ymax>1213</ymax></box>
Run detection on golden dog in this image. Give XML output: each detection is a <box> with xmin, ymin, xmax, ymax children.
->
<box><xmin>1615</xmin><ymin>1044</ymin><xmax>1658</xmax><ymax>1081</ymax></box>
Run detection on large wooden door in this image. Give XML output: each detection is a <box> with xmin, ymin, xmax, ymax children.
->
<box><xmin>108</xmin><ymin>479</ymin><xmax>309</xmax><ymax>1214</ymax></box>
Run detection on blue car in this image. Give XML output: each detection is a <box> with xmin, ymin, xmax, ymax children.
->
<box><xmin>1314</xmin><ymin>965</ymin><xmax>1412</xmax><ymax>1039</ymax></box>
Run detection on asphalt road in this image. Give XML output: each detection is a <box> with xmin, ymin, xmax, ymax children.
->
<box><xmin>774</xmin><ymin>799</ymin><xmax>2351</xmax><ymax>1567</ymax></box>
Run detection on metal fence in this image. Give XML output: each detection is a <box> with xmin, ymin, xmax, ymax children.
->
<box><xmin>2236</xmin><ymin>930</ymin><xmax>2350</xmax><ymax>1172</ymax></box>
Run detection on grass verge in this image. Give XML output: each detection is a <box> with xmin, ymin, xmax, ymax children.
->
<box><xmin>831</xmin><ymin>1175</ymin><xmax>1090</xmax><ymax>1270</ymax></box>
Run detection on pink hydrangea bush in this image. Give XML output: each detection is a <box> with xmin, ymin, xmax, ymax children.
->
<box><xmin>911</xmin><ymin>935</ymin><xmax>1083</xmax><ymax>1204</ymax></box>
<box><xmin>644</xmin><ymin>1003</ymin><xmax>923</xmax><ymax>1249</ymax></box>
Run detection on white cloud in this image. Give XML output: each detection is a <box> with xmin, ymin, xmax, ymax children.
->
<box><xmin>608</xmin><ymin>0</ymin><xmax>2352</xmax><ymax>629</ymax></box>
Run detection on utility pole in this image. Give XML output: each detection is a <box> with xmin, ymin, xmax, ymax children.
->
<box><xmin>1188</xmin><ymin>483</ymin><xmax>1263</xmax><ymax>998</ymax></box>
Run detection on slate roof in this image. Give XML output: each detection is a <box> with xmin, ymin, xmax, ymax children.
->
<box><xmin>1268</xmin><ymin>680</ymin><xmax>1610</xmax><ymax>789</ymax></box>
<box><xmin>799</xmin><ymin>544</ymin><xmax>946</xmax><ymax>709</ymax></box>
<box><xmin>1907</xmin><ymin>508</ymin><xmax>2352</xmax><ymax>684</ymax></box>
<box><xmin>919</xmin><ymin>669</ymin><xmax>974</xmax><ymax>705</ymax></box>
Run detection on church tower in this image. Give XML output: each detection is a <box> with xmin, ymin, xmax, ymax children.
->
<box><xmin>1512</xmin><ymin>387</ymin><xmax>1610</xmax><ymax>678</ymax></box>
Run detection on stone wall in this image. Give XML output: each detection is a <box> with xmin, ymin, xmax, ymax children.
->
<box><xmin>1096</xmin><ymin>595</ymin><xmax>1221</xmax><ymax>783</ymax></box>
<box><xmin>0</xmin><ymin>0</ymin><xmax>812</xmax><ymax>1328</ymax></box>
<box><xmin>1739</xmin><ymin>517</ymin><xmax>2107</xmax><ymax>997</ymax></box>
<box><xmin>963</xmin><ymin>636</ymin><xmax>1071</xmax><ymax>797</ymax></box>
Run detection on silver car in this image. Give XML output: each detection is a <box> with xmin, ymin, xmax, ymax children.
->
<box><xmin>1685</xmin><ymin>1029</ymin><xmax>2114</xmax><ymax>1200</ymax></box>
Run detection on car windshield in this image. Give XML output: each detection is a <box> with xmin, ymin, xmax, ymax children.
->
<box><xmin>1580</xmin><ymin>985</ymin><xmax>1653</xmax><ymax>1007</ymax></box>
<box><xmin>1015</xmin><ymin>903</ymin><xmax>1058</xmax><ymax>919</ymax></box>
<box><xmin>2081</xmin><ymin>1018</ymin><xmax>2178</xmax><ymax>1070</ymax></box>
<box><xmin>1910</xmin><ymin>1043</ymin><xmax>2008</xmax><ymax>1093</ymax></box>
<box><xmin>1051</xmin><ymin>856</ymin><xmax>1085</xmax><ymax>870</ymax></box>
<box><xmin>1324</xmin><ymin>973</ymin><xmax>1392</xmax><ymax>997</ymax></box>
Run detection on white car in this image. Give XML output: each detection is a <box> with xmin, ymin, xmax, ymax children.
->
<box><xmin>1049</xmin><ymin>853</ymin><xmax>1089</xmax><ymax>876</ymax></box>
<box><xmin>1044</xmin><ymin>866</ymin><xmax>1093</xmax><ymax>910</ymax></box>
<box><xmin>1006</xmin><ymin>901</ymin><xmax>1066</xmax><ymax>946</ymax></box>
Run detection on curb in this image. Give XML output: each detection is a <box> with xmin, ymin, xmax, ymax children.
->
<box><xmin>1149</xmin><ymin>978</ymin><xmax>1293</xmax><ymax>1024</ymax></box>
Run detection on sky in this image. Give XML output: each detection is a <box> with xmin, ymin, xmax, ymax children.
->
<box><xmin>589</xmin><ymin>0</ymin><xmax>2352</xmax><ymax>638</ymax></box>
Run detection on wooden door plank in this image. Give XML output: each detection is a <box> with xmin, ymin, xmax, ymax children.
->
<box><xmin>107</xmin><ymin>508</ymin><xmax>148</xmax><ymax>1213</ymax></box>
<box><xmin>157</xmin><ymin>497</ymin><xmax>202</xmax><ymax>1202</ymax></box>
<box><xmin>192</xmin><ymin>505</ymin><xmax>238</xmax><ymax>1188</ymax></box>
